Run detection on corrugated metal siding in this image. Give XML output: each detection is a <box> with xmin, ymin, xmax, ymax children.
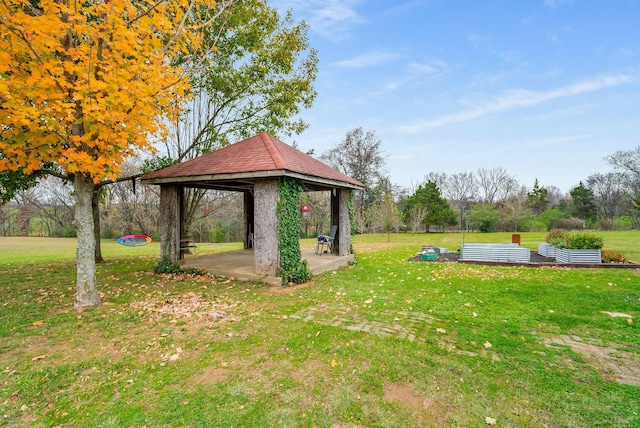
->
<box><xmin>537</xmin><ymin>243</ymin><xmax>556</xmax><ymax>258</ymax></box>
<box><xmin>555</xmin><ymin>249</ymin><xmax>601</xmax><ymax>263</ymax></box>
<box><xmin>461</xmin><ymin>244</ymin><xmax>531</xmax><ymax>262</ymax></box>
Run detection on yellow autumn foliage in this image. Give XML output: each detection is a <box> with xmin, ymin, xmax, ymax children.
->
<box><xmin>0</xmin><ymin>0</ymin><xmax>219</xmax><ymax>182</ymax></box>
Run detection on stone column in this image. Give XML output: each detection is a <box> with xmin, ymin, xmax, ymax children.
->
<box><xmin>330</xmin><ymin>188</ymin><xmax>352</xmax><ymax>256</ymax></box>
<box><xmin>254</xmin><ymin>179</ymin><xmax>279</xmax><ymax>276</ymax></box>
<box><xmin>159</xmin><ymin>185</ymin><xmax>180</xmax><ymax>262</ymax></box>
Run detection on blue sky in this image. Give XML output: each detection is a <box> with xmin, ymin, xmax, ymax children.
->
<box><xmin>272</xmin><ymin>0</ymin><xmax>640</xmax><ymax>193</ymax></box>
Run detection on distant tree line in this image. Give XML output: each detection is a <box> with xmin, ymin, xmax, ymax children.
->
<box><xmin>2</xmin><ymin>131</ymin><xmax>639</xmax><ymax>238</ymax></box>
<box><xmin>320</xmin><ymin>129</ymin><xmax>640</xmax><ymax>234</ymax></box>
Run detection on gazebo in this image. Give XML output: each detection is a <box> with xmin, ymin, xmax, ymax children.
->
<box><xmin>141</xmin><ymin>132</ymin><xmax>364</xmax><ymax>280</ymax></box>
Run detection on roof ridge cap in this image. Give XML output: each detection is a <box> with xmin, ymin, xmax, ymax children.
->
<box><xmin>260</xmin><ymin>132</ymin><xmax>287</xmax><ymax>169</ymax></box>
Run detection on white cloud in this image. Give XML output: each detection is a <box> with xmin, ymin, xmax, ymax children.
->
<box><xmin>333</xmin><ymin>51</ymin><xmax>402</xmax><ymax>68</ymax></box>
<box><xmin>502</xmin><ymin>134</ymin><xmax>592</xmax><ymax>152</ymax></box>
<box><xmin>469</xmin><ymin>71</ymin><xmax>512</xmax><ymax>88</ymax></box>
<box><xmin>349</xmin><ymin>60</ymin><xmax>448</xmax><ymax>103</ymax></box>
<box><xmin>272</xmin><ymin>0</ymin><xmax>364</xmax><ymax>40</ymax></box>
<box><xmin>401</xmin><ymin>74</ymin><xmax>634</xmax><ymax>133</ymax></box>
<box><xmin>523</xmin><ymin>104</ymin><xmax>597</xmax><ymax>121</ymax></box>
<box><xmin>406</xmin><ymin>61</ymin><xmax>447</xmax><ymax>76</ymax></box>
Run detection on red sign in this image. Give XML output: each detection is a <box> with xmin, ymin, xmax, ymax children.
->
<box><xmin>300</xmin><ymin>205</ymin><xmax>311</xmax><ymax>212</ymax></box>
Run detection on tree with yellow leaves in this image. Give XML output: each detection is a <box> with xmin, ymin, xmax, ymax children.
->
<box><xmin>0</xmin><ymin>0</ymin><xmax>229</xmax><ymax>307</ymax></box>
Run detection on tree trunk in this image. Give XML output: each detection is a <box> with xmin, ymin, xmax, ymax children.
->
<box><xmin>160</xmin><ymin>185</ymin><xmax>180</xmax><ymax>262</ymax></box>
<box><xmin>74</xmin><ymin>174</ymin><xmax>101</xmax><ymax>308</ymax></box>
<box><xmin>93</xmin><ymin>186</ymin><xmax>104</xmax><ymax>263</ymax></box>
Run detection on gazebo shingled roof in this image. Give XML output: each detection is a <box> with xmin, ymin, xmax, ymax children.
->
<box><xmin>142</xmin><ymin>132</ymin><xmax>361</xmax><ymax>274</ymax></box>
<box><xmin>141</xmin><ymin>132</ymin><xmax>364</xmax><ymax>191</ymax></box>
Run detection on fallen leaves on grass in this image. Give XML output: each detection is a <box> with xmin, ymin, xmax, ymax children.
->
<box><xmin>31</xmin><ymin>355</ymin><xmax>46</xmax><ymax>361</ymax></box>
<box><xmin>483</xmin><ymin>342</ymin><xmax>492</xmax><ymax>349</ymax></box>
<box><xmin>130</xmin><ymin>292</ymin><xmax>240</xmax><ymax>323</ymax></box>
<box><xmin>32</xmin><ymin>320</ymin><xmax>44</xmax><ymax>326</ymax></box>
<box><xmin>485</xmin><ymin>416</ymin><xmax>497</xmax><ymax>425</ymax></box>
<box><xmin>164</xmin><ymin>346</ymin><xmax>183</xmax><ymax>362</ymax></box>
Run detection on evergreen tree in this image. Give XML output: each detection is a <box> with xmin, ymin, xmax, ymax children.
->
<box><xmin>403</xmin><ymin>181</ymin><xmax>455</xmax><ymax>231</ymax></box>
<box><xmin>526</xmin><ymin>179</ymin><xmax>549</xmax><ymax>230</ymax></box>
<box><xmin>569</xmin><ymin>181</ymin><xmax>597</xmax><ymax>223</ymax></box>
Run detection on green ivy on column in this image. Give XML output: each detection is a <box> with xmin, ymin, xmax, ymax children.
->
<box><xmin>276</xmin><ymin>177</ymin><xmax>312</xmax><ymax>285</ymax></box>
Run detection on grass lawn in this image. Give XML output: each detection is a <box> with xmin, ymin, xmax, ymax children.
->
<box><xmin>0</xmin><ymin>233</ymin><xmax>639</xmax><ymax>427</ymax></box>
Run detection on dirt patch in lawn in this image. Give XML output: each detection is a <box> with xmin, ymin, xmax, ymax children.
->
<box><xmin>189</xmin><ymin>366</ymin><xmax>232</xmax><ymax>385</ymax></box>
<box><xmin>384</xmin><ymin>382</ymin><xmax>423</xmax><ymax>409</ymax></box>
<box><xmin>545</xmin><ymin>335</ymin><xmax>640</xmax><ymax>387</ymax></box>
<box><xmin>383</xmin><ymin>382</ymin><xmax>451</xmax><ymax>426</ymax></box>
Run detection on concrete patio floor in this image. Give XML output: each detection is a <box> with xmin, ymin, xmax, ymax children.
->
<box><xmin>182</xmin><ymin>249</ymin><xmax>355</xmax><ymax>285</ymax></box>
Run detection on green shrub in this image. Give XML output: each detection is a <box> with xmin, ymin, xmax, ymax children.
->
<box><xmin>614</xmin><ymin>216</ymin><xmax>634</xmax><ymax>230</ymax></box>
<box><xmin>467</xmin><ymin>203</ymin><xmax>500</xmax><ymax>232</ymax></box>
<box><xmin>598</xmin><ymin>217</ymin><xmax>633</xmax><ymax>231</ymax></box>
<box><xmin>62</xmin><ymin>227</ymin><xmax>77</xmax><ymax>238</ymax></box>
<box><xmin>536</xmin><ymin>208</ymin><xmax>569</xmax><ymax>231</ymax></box>
<box><xmin>277</xmin><ymin>259</ymin><xmax>312</xmax><ymax>285</ymax></box>
<box><xmin>154</xmin><ymin>257</ymin><xmax>183</xmax><ymax>274</ymax></box>
<box><xmin>210</xmin><ymin>226</ymin><xmax>227</xmax><ymax>243</ymax></box>
<box><xmin>601</xmin><ymin>249</ymin><xmax>627</xmax><ymax>263</ymax></box>
<box><xmin>553</xmin><ymin>217</ymin><xmax>587</xmax><ymax>230</ymax></box>
<box><xmin>545</xmin><ymin>229</ymin><xmax>570</xmax><ymax>247</ymax></box>
<box><xmin>154</xmin><ymin>257</ymin><xmax>207</xmax><ymax>276</ymax></box>
<box><xmin>545</xmin><ymin>230</ymin><xmax>603</xmax><ymax>249</ymax></box>
<box><xmin>566</xmin><ymin>233</ymin><xmax>603</xmax><ymax>250</ymax></box>
<box><xmin>182</xmin><ymin>266</ymin><xmax>207</xmax><ymax>275</ymax></box>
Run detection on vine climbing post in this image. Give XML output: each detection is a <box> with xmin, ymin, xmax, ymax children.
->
<box><xmin>277</xmin><ymin>177</ymin><xmax>311</xmax><ymax>284</ymax></box>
